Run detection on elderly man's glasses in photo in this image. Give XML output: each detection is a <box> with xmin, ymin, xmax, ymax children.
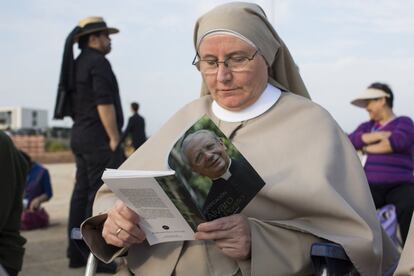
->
<box><xmin>192</xmin><ymin>50</ymin><xmax>259</xmax><ymax>74</ymax></box>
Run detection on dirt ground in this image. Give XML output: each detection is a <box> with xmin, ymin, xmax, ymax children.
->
<box><xmin>31</xmin><ymin>151</ymin><xmax>75</xmax><ymax>164</ymax></box>
<box><xmin>19</xmin><ymin>163</ymin><xmax>108</xmax><ymax>276</ymax></box>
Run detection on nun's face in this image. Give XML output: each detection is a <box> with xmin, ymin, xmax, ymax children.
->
<box><xmin>198</xmin><ymin>35</ymin><xmax>268</xmax><ymax>111</ymax></box>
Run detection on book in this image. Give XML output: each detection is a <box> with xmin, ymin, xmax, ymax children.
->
<box><xmin>103</xmin><ymin>115</ymin><xmax>265</xmax><ymax>245</ymax></box>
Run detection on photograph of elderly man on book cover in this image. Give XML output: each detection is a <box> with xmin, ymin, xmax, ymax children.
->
<box><xmin>167</xmin><ymin>115</ymin><xmax>265</xmax><ymax>222</ymax></box>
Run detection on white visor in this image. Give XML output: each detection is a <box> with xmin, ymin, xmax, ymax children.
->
<box><xmin>350</xmin><ymin>88</ymin><xmax>390</xmax><ymax>108</ymax></box>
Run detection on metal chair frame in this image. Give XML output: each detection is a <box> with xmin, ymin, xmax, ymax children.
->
<box><xmin>71</xmin><ymin>228</ymin><xmax>98</xmax><ymax>276</ymax></box>
<box><xmin>73</xmin><ymin>225</ymin><xmax>359</xmax><ymax>276</ymax></box>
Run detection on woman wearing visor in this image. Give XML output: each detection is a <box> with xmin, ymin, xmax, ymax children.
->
<box><xmin>82</xmin><ymin>3</ymin><xmax>398</xmax><ymax>275</ymax></box>
<box><xmin>349</xmin><ymin>82</ymin><xmax>414</xmax><ymax>245</ymax></box>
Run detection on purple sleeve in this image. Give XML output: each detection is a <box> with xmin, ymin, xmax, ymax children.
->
<box><xmin>348</xmin><ymin>123</ymin><xmax>369</xmax><ymax>150</ymax></box>
<box><xmin>388</xmin><ymin>117</ymin><xmax>414</xmax><ymax>152</ymax></box>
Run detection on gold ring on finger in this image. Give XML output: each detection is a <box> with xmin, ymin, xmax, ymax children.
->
<box><xmin>115</xmin><ymin>228</ymin><xmax>122</xmax><ymax>237</ymax></box>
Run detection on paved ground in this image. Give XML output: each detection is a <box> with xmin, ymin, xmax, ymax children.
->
<box><xmin>19</xmin><ymin>163</ymin><xmax>108</xmax><ymax>276</ymax></box>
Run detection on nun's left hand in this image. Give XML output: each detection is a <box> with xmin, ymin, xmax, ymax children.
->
<box><xmin>195</xmin><ymin>214</ymin><xmax>251</xmax><ymax>260</ymax></box>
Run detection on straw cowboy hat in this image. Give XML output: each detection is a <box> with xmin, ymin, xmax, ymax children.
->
<box><xmin>350</xmin><ymin>88</ymin><xmax>391</xmax><ymax>108</ymax></box>
<box><xmin>73</xmin><ymin>16</ymin><xmax>119</xmax><ymax>42</ymax></box>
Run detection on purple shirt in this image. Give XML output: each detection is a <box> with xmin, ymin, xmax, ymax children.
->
<box><xmin>348</xmin><ymin>116</ymin><xmax>414</xmax><ymax>185</ymax></box>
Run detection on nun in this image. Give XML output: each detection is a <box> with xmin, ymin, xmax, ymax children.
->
<box><xmin>82</xmin><ymin>2</ymin><xmax>398</xmax><ymax>275</ymax></box>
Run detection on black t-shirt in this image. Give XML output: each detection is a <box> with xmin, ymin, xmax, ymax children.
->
<box><xmin>70</xmin><ymin>48</ymin><xmax>124</xmax><ymax>153</ymax></box>
<box><xmin>121</xmin><ymin>113</ymin><xmax>147</xmax><ymax>149</ymax></box>
<box><xmin>0</xmin><ymin>131</ymin><xmax>28</xmax><ymax>271</ymax></box>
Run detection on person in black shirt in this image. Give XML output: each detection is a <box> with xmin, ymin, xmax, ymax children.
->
<box><xmin>121</xmin><ymin>102</ymin><xmax>147</xmax><ymax>150</ymax></box>
<box><xmin>54</xmin><ymin>16</ymin><xmax>124</xmax><ymax>270</ymax></box>
<box><xmin>0</xmin><ymin>131</ymin><xmax>29</xmax><ymax>276</ymax></box>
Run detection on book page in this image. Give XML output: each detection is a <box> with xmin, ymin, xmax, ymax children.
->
<box><xmin>103</xmin><ymin>171</ymin><xmax>195</xmax><ymax>245</ymax></box>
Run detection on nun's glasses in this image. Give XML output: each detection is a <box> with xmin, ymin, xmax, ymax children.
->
<box><xmin>192</xmin><ymin>50</ymin><xmax>259</xmax><ymax>74</ymax></box>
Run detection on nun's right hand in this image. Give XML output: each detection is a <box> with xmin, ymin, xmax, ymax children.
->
<box><xmin>102</xmin><ymin>200</ymin><xmax>146</xmax><ymax>247</ymax></box>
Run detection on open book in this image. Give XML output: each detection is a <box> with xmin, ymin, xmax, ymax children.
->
<box><xmin>103</xmin><ymin>115</ymin><xmax>265</xmax><ymax>245</ymax></box>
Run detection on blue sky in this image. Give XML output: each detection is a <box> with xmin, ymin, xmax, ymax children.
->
<box><xmin>1</xmin><ymin>0</ymin><xmax>413</xmax><ymax>134</ymax></box>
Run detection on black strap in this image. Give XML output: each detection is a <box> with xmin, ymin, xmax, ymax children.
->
<box><xmin>54</xmin><ymin>26</ymin><xmax>81</xmax><ymax>119</ymax></box>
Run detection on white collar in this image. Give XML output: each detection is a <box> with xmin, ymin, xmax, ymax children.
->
<box><xmin>212</xmin><ymin>83</ymin><xmax>281</xmax><ymax>122</ymax></box>
<box><xmin>217</xmin><ymin>158</ymin><xmax>232</xmax><ymax>181</ymax></box>
<box><xmin>220</xmin><ymin>169</ymin><xmax>232</xmax><ymax>181</ymax></box>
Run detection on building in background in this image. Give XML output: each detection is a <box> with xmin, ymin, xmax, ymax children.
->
<box><xmin>0</xmin><ymin>107</ymin><xmax>74</xmax><ymax>163</ymax></box>
<box><xmin>0</xmin><ymin>106</ymin><xmax>48</xmax><ymax>130</ymax></box>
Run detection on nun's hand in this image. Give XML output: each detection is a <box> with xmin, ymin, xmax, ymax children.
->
<box><xmin>102</xmin><ymin>200</ymin><xmax>146</xmax><ymax>247</ymax></box>
<box><xmin>195</xmin><ymin>214</ymin><xmax>251</xmax><ymax>260</ymax></box>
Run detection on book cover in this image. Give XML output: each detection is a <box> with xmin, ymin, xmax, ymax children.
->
<box><xmin>167</xmin><ymin>115</ymin><xmax>265</xmax><ymax>222</ymax></box>
<box><xmin>103</xmin><ymin>115</ymin><xmax>265</xmax><ymax>245</ymax></box>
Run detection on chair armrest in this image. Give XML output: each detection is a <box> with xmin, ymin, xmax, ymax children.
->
<box><xmin>311</xmin><ymin>242</ymin><xmax>360</xmax><ymax>276</ymax></box>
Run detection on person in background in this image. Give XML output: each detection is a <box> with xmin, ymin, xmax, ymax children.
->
<box><xmin>81</xmin><ymin>3</ymin><xmax>398</xmax><ymax>275</ymax></box>
<box><xmin>4</xmin><ymin>127</ymin><xmax>12</xmax><ymax>137</ymax></box>
<box><xmin>20</xmin><ymin>151</ymin><xmax>53</xmax><ymax>212</ymax></box>
<box><xmin>348</xmin><ymin>82</ymin><xmax>414</xmax><ymax>244</ymax></box>
<box><xmin>0</xmin><ymin>130</ymin><xmax>29</xmax><ymax>276</ymax></box>
<box><xmin>120</xmin><ymin>102</ymin><xmax>147</xmax><ymax>150</ymax></box>
<box><xmin>54</xmin><ymin>16</ymin><xmax>125</xmax><ymax>270</ymax></box>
